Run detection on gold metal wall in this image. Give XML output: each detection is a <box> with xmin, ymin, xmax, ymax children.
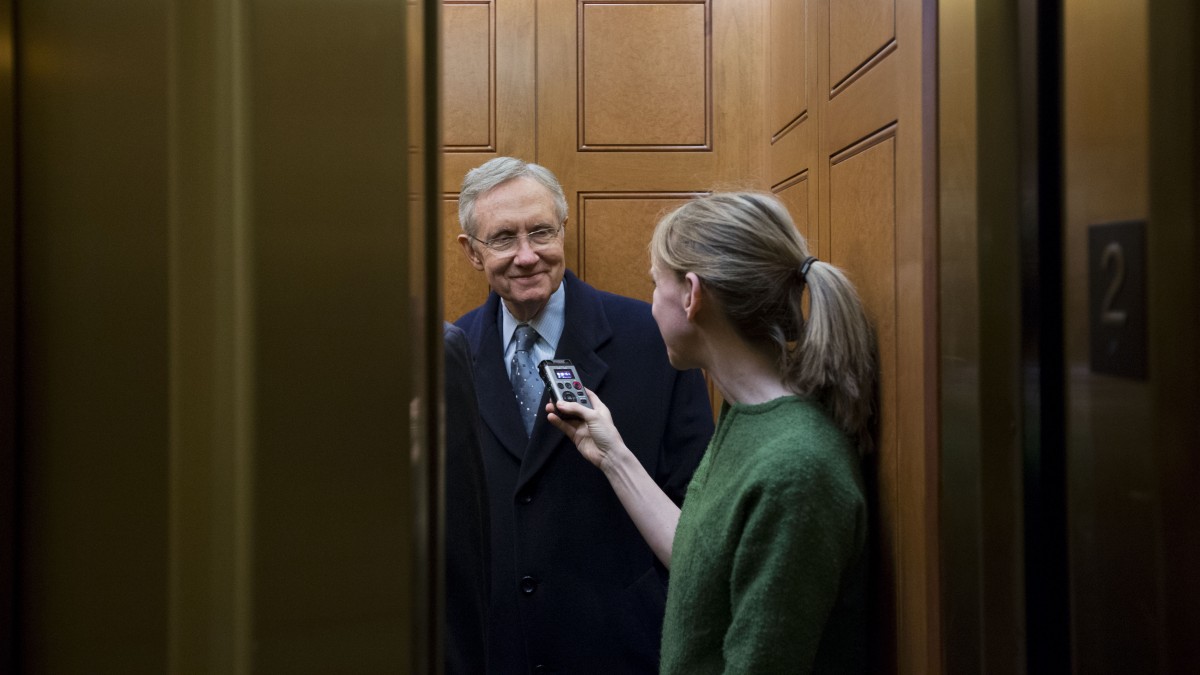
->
<box><xmin>8</xmin><ymin>1</ymin><xmax>440</xmax><ymax>672</ymax></box>
<box><xmin>1147</xmin><ymin>1</ymin><xmax>1200</xmax><ymax>668</ymax></box>
<box><xmin>941</xmin><ymin>0</ymin><xmax>1200</xmax><ymax>670</ymax></box>
<box><xmin>1062</xmin><ymin>0</ymin><xmax>1154</xmax><ymax>669</ymax></box>
<box><xmin>939</xmin><ymin>0</ymin><xmax>1027</xmax><ymax>669</ymax></box>
<box><xmin>1</xmin><ymin>1</ymin><xmax>15</xmax><ymax>665</ymax></box>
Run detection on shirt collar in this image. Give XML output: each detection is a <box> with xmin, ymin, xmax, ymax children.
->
<box><xmin>499</xmin><ymin>280</ymin><xmax>566</xmax><ymax>350</ymax></box>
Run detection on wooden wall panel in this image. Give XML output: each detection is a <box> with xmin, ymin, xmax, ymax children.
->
<box><xmin>829</xmin><ymin>129</ymin><xmax>899</xmax><ymax>502</ymax></box>
<box><xmin>818</xmin><ymin>0</ymin><xmax>938</xmax><ymax>669</ymax></box>
<box><xmin>768</xmin><ymin>0</ymin><xmax>817</xmax><ymax>239</ymax></box>
<box><xmin>828</xmin><ymin>130</ymin><xmax>903</xmax><ymax>672</ymax></box>
<box><xmin>442</xmin><ymin>0</ymin><xmax>537</xmax><ymax>321</ymax></box>
<box><xmin>769</xmin><ymin>0</ymin><xmax>808</xmax><ymax>138</ymax></box>
<box><xmin>581</xmin><ymin>3</ymin><xmax>709</xmax><ymax>149</ymax></box>
<box><xmin>539</xmin><ymin>0</ymin><xmax>766</xmax><ymax>284</ymax></box>
<box><xmin>773</xmin><ymin>172</ymin><xmax>812</xmax><ymax>243</ymax></box>
<box><xmin>576</xmin><ymin>193</ymin><xmax>700</xmax><ymax>301</ymax></box>
<box><xmin>443</xmin><ymin>2</ymin><xmax>494</xmax><ymax>150</ymax></box>
<box><xmin>443</xmin><ymin>197</ymin><xmax>490</xmax><ymax>322</ymax></box>
<box><xmin>441</xmin><ymin>0</ymin><xmax>535</xmax><ymax>191</ymax></box>
<box><xmin>829</xmin><ymin>0</ymin><xmax>896</xmax><ymax>93</ymax></box>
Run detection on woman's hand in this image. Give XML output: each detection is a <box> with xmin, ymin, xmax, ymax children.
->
<box><xmin>545</xmin><ymin>388</ymin><xmax>626</xmax><ymax>471</ymax></box>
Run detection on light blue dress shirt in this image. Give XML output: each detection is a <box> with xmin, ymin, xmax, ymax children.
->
<box><xmin>499</xmin><ymin>281</ymin><xmax>566</xmax><ymax>373</ymax></box>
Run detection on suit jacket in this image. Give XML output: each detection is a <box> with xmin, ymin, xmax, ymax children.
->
<box><xmin>455</xmin><ymin>270</ymin><xmax>714</xmax><ymax>675</ymax></box>
<box><xmin>443</xmin><ymin>322</ymin><xmax>491</xmax><ymax>675</ymax></box>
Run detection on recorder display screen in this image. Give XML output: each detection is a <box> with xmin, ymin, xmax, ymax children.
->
<box><xmin>554</xmin><ymin>368</ymin><xmax>574</xmax><ymax>380</ymax></box>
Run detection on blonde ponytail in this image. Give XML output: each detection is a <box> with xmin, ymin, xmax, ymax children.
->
<box><xmin>651</xmin><ymin>192</ymin><xmax>878</xmax><ymax>454</ymax></box>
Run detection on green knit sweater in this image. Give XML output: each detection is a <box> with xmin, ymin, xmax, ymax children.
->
<box><xmin>660</xmin><ymin>396</ymin><xmax>868</xmax><ymax>674</ymax></box>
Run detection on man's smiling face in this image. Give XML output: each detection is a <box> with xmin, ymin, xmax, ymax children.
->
<box><xmin>462</xmin><ymin>176</ymin><xmax>566</xmax><ymax>322</ymax></box>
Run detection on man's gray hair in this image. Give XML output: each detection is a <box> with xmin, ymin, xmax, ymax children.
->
<box><xmin>458</xmin><ymin>157</ymin><xmax>568</xmax><ymax>237</ymax></box>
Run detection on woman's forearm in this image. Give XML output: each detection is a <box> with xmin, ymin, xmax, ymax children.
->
<box><xmin>601</xmin><ymin>446</ymin><xmax>681</xmax><ymax>568</ymax></box>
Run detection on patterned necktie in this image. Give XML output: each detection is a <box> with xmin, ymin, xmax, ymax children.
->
<box><xmin>510</xmin><ymin>324</ymin><xmax>544</xmax><ymax>436</ymax></box>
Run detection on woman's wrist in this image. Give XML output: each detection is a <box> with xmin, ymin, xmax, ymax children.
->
<box><xmin>599</xmin><ymin>441</ymin><xmax>634</xmax><ymax>480</ymax></box>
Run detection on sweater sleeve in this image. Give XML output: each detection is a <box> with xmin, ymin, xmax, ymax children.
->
<box><xmin>722</xmin><ymin>452</ymin><xmax>863</xmax><ymax>674</ymax></box>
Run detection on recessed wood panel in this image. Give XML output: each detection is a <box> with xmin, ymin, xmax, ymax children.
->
<box><xmin>579</xmin><ymin>2</ymin><xmax>709</xmax><ymax>150</ymax></box>
<box><xmin>829</xmin><ymin>130</ymin><xmax>897</xmax><ymax>453</ymax></box>
<box><xmin>577</xmin><ymin>193</ymin><xmax>700</xmax><ymax>302</ymax></box>
<box><xmin>442</xmin><ymin>196</ymin><xmax>491</xmax><ymax>321</ymax></box>
<box><xmin>829</xmin><ymin>0</ymin><xmax>895</xmax><ymax>95</ymax></box>
<box><xmin>773</xmin><ymin>172</ymin><xmax>811</xmax><ymax>245</ymax></box>
<box><xmin>443</xmin><ymin>2</ymin><xmax>494</xmax><ymax>151</ymax></box>
<box><xmin>828</xmin><ymin>132</ymin><xmax>899</xmax><ymax>650</ymax></box>
<box><xmin>818</xmin><ymin>0</ymin><xmax>937</xmax><ymax>668</ymax></box>
<box><xmin>769</xmin><ymin>0</ymin><xmax>807</xmax><ymax>140</ymax></box>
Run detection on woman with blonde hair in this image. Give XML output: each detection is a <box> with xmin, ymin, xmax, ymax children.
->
<box><xmin>547</xmin><ymin>192</ymin><xmax>877</xmax><ymax>673</ymax></box>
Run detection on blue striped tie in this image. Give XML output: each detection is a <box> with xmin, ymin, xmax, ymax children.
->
<box><xmin>510</xmin><ymin>324</ymin><xmax>544</xmax><ymax>436</ymax></box>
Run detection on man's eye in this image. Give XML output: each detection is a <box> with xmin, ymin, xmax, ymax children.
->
<box><xmin>490</xmin><ymin>235</ymin><xmax>517</xmax><ymax>247</ymax></box>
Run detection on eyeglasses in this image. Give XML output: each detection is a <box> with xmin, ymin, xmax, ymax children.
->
<box><xmin>468</xmin><ymin>225</ymin><xmax>563</xmax><ymax>256</ymax></box>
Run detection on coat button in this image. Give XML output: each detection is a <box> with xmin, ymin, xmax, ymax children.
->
<box><xmin>533</xmin><ymin>666</ymin><xmax>547</xmax><ymax>674</ymax></box>
<box><xmin>519</xmin><ymin>576</ymin><xmax>538</xmax><ymax>595</ymax></box>
<box><xmin>516</xmin><ymin>488</ymin><xmax>534</xmax><ymax>504</ymax></box>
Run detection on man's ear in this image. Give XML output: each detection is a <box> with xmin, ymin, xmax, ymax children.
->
<box><xmin>458</xmin><ymin>233</ymin><xmax>485</xmax><ymax>271</ymax></box>
<box><xmin>683</xmin><ymin>272</ymin><xmax>703</xmax><ymax>321</ymax></box>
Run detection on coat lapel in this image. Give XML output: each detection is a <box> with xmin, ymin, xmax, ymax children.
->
<box><xmin>517</xmin><ymin>272</ymin><xmax>612</xmax><ymax>490</ymax></box>
<box><xmin>463</xmin><ymin>292</ymin><xmax>529</xmax><ymax>462</ymax></box>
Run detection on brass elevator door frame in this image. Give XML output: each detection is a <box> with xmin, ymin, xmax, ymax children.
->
<box><xmin>939</xmin><ymin>0</ymin><xmax>1200</xmax><ymax>671</ymax></box>
<box><xmin>3</xmin><ymin>1</ymin><xmax>442</xmax><ymax>672</ymax></box>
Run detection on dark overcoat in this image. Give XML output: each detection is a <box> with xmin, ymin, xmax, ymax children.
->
<box><xmin>443</xmin><ymin>322</ymin><xmax>491</xmax><ymax>675</ymax></box>
<box><xmin>455</xmin><ymin>270</ymin><xmax>713</xmax><ymax>675</ymax></box>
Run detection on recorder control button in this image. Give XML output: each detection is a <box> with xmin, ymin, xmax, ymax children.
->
<box><xmin>562</xmin><ymin>391</ymin><xmax>577</xmax><ymax>403</ymax></box>
<box><xmin>573</xmin><ymin>381</ymin><xmax>582</xmax><ymax>390</ymax></box>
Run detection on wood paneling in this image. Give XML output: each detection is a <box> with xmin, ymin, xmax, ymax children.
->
<box><xmin>829</xmin><ymin>130</ymin><xmax>899</xmax><ymax>520</ymax></box>
<box><xmin>443</xmin><ymin>196</ymin><xmax>491</xmax><ymax>322</ymax></box>
<box><xmin>828</xmin><ymin>137</ymin><xmax>901</xmax><ymax>664</ymax></box>
<box><xmin>817</xmin><ymin>0</ymin><xmax>938</xmax><ymax>668</ymax></box>
<box><xmin>539</xmin><ymin>0</ymin><xmax>765</xmax><ymax>297</ymax></box>
<box><xmin>769</xmin><ymin>0</ymin><xmax>808</xmax><ymax>139</ymax></box>
<box><xmin>442</xmin><ymin>0</ymin><xmax>939</xmax><ymax>670</ymax></box>
<box><xmin>577</xmin><ymin>193</ymin><xmax>700</xmax><ymax>298</ymax></box>
<box><xmin>580</xmin><ymin>2</ymin><xmax>709</xmax><ymax>149</ymax></box>
<box><xmin>440</xmin><ymin>0</ymin><xmax>535</xmax><ymax>189</ymax></box>
<box><xmin>769</xmin><ymin>0</ymin><xmax>817</xmax><ymax>244</ymax></box>
<box><xmin>773</xmin><ymin>172</ymin><xmax>811</xmax><ymax>242</ymax></box>
<box><xmin>829</xmin><ymin>0</ymin><xmax>895</xmax><ymax>93</ymax></box>
<box><xmin>444</xmin><ymin>2</ymin><xmax>494</xmax><ymax>150</ymax></box>
<box><xmin>441</xmin><ymin>0</ymin><xmax>537</xmax><ymax>320</ymax></box>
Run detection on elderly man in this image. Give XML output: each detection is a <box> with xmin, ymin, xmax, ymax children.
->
<box><xmin>453</xmin><ymin>156</ymin><xmax>713</xmax><ymax>674</ymax></box>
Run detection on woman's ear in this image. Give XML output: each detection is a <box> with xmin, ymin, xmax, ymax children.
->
<box><xmin>683</xmin><ymin>272</ymin><xmax>703</xmax><ymax>321</ymax></box>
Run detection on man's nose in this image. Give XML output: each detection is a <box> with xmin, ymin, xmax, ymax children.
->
<box><xmin>511</xmin><ymin>236</ymin><xmax>540</xmax><ymax>264</ymax></box>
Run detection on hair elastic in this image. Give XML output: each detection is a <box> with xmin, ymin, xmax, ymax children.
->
<box><xmin>799</xmin><ymin>256</ymin><xmax>818</xmax><ymax>281</ymax></box>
